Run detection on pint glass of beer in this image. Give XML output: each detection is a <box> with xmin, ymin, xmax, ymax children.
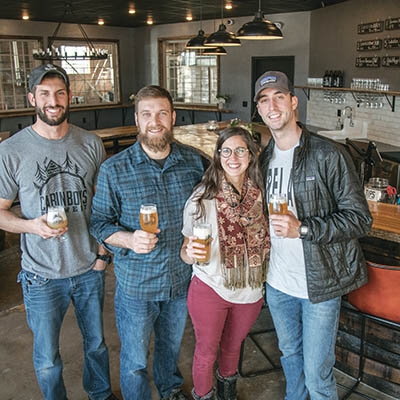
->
<box><xmin>269</xmin><ymin>194</ymin><xmax>288</xmax><ymax>215</ymax></box>
<box><xmin>47</xmin><ymin>206</ymin><xmax>68</xmax><ymax>241</ymax></box>
<box><xmin>140</xmin><ymin>204</ymin><xmax>158</xmax><ymax>233</ymax></box>
<box><xmin>193</xmin><ymin>222</ymin><xmax>212</xmax><ymax>266</ymax></box>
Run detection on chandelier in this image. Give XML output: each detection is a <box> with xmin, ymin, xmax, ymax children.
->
<box><xmin>32</xmin><ymin>3</ymin><xmax>108</xmax><ymax>61</ymax></box>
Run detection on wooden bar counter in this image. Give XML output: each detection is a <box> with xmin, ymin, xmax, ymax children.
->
<box><xmin>367</xmin><ymin>201</ymin><xmax>400</xmax><ymax>243</ymax></box>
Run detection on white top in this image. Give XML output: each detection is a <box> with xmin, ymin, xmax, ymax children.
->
<box><xmin>182</xmin><ymin>190</ymin><xmax>263</xmax><ymax>304</ymax></box>
<box><xmin>266</xmin><ymin>143</ymin><xmax>308</xmax><ymax>299</ymax></box>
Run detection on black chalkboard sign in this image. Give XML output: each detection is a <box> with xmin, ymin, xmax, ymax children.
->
<box><xmin>382</xmin><ymin>56</ymin><xmax>400</xmax><ymax>67</ymax></box>
<box><xmin>357</xmin><ymin>21</ymin><xmax>384</xmax><ymax>34</ymax></box>
<box><xmin>357</xmin><ymin>39</ymin><xmax>382</xmax><ymax>51</ymax></box>
<box><xmin>355</xmin><ymin>56</ymin><xmax>380</xmax><ymax>68</ymax></box>
<box><xmin>384</xmin><ymin>37</ymin><xmax>400</xmax><ymax>49</ymax></box>
<box><xmin>385</xmin><ymin>17</ymin><xmax>400</xmax><ymax>31</ymax></box>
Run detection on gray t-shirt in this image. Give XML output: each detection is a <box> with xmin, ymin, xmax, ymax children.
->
<box><xmin>0</xmin><ymin>124</ymin><xmax>105</xmax><ymax>278</ymax></box>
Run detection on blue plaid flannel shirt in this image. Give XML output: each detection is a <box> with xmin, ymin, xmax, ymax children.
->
<box><xmin>90</xmin><ymin>141</ymin><xmax>205</xmax><ymax>300</ymax></box>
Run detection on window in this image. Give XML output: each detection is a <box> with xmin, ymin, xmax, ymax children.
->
<box><xmin>0</xmin><ymin>38</ymin><xmax>39</xmax><ymax>110</ymax></box>
<box><xmin>0</xmin><ymin>37</ymin><xmax>120</xmax><ymax>111</ymax></box>
<box><xmin>53</xmin><ymin>40</ymin><xmax>120</xmax><ymax>105</ymax></box>
<box><xmin>159</xmin><ymin>38</ymin><xmax>219</xmax><ymax>105</ymax></box>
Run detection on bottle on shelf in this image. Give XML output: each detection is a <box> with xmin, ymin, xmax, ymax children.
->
<box><xmin>323</xmin><ymin>70</ymin><xmax>344</xmax><ymax>88</ymax></box>
<box><xmin>338</xmin><ymin>70</ymin><xmax>344</xmax><ymax>88</ymax></box>
<box><xmin>332</xmin><ymin>71</ymin><xmax>338</xmax><ymax>87</ymax></box>
<box><xmin>333</xmin><ymin>70</ymin><xmax>344</xmax><ymax>88</ymax></box>
<box><xmin>323</xmin><ymin>70</ymin><xmax>330</xmax><ymax>87</ymax></box>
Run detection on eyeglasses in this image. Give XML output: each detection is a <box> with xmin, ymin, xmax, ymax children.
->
<box><xmin>218</xmin><ymin>147</ymin><xmax>249</xmax><ymax>158</ymax></box>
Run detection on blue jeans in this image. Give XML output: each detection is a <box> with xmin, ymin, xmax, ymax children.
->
<box><xmin>18</xmin><ymin>269</ymin><xmax>112</xmax><ymax>400</ymax></box>
<box><xmin>115</xmin><ymin>282</ymin><xmax>187</xmax><ymax>400</ymax></box>
<box><xmin>266</xmin><ymin>284</ymin><xmax>340</xmax><ymax>400</ymax></box>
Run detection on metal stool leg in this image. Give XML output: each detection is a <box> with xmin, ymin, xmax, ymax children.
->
<box><xmin>238</xmin><ymin>305</ymin><xmax>282</xmax><ymax>378</ymax></box>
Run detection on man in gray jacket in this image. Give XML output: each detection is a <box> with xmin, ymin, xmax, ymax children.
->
<box><xmin>256</xmin><ymin>71</ymin><xmax>372</xmax><ymax>400</ymax></box>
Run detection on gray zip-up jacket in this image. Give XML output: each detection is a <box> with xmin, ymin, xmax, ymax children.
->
<box><xmin>260</xmin><ymin>125</ymin><xmax>372</xmax><ymax>303</ymax></box>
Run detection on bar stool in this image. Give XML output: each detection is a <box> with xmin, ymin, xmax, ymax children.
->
<box><xmin>238</xmin><ymin>303</ymin><xmax>282</xmax><ymax>378</ymax></box>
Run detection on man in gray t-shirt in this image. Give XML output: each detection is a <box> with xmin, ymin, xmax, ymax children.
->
<box><xmin>0</xmin><ymin>64</ymin><xmax>117</xmax><ymax>400</ymax></box>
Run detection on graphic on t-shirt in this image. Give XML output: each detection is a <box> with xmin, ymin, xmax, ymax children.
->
<box><xmin>34</xmin><ymin>153</ymin><xmax>88</xmax><ymax>213</ymax></box>
<box><xmin>266</xmin><ymin>166</ymin><xmax>294</xmax><ymax>209</ymax></box>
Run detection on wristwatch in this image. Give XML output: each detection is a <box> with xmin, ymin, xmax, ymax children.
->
<box><xmin>96</xmin><ymin>253</ymin><xmax>112</xmax><ymax>264</ymax></box>
<box><xmin>298</xmin><ymin>224</ymin><xmax>309</xmax><ymax>239</ymax></box>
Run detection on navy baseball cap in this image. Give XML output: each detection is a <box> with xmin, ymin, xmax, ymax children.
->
<box><xmin>28</xmin><ymin>64</ymin><xmax>70</xmax><ymax>92</ymax></box>
<box><xmin>254</xmin><ymin>71</ymin><xmax>293</xmax><ymax>102</ymax></box>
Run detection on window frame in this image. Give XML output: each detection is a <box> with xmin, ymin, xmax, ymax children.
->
<box><xmin>0</xmin><ymin>35</ymin><xmax>43</xmax><ymax>112</ymax></box>
<box><xmin>0</xmin><ymin>35</ymin><xmax>121</xmax><ymax>114</ymax></box>
<box><xmin>158</xmin><ymin>36</ymin><xmax>221</xmax><ymax>106</ymax></box>
<box><xmin>49</xmin><ymin>36</ymin><xmax>121</xmax><ymax>107</ymax></box>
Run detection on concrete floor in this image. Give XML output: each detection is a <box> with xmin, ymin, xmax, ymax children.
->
<box><xmin>0</xmin><ymin>233</ymin><xmax>396</xmax><ymax>400</ymax></box>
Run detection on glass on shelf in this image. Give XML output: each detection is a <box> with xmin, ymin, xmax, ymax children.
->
<box><xmin>351</xmin><ymin>78</ymin><xmax>389</xmax><ymax>92</ymax></box>
<box><xmin>323</xmin><ymin>91</ymin><xmax>346</xmax><ymax>104</ymax></box>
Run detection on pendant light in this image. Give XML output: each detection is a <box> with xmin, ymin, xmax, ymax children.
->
<box><xmin>202</xmin><ymin>46</ymin><xmax>227</xmax><ymax>56</ymax></box>
<box><xmin>186</xmin><ymin>1</ymin><xmax>209</xmax><ymax>49</ymax></box>
<box><xmin>236</xmin><ymin>0</ymin><xmax>283</xmax><ymax>40</ymax></box>
<box><xmin>204</xmin><ymin>0</ymin><xmax>241</xmax><ymax>47</ymax></box>
<box><xmin>201</xmin><ymin>19</ymin><xmax>226</xmax><ymax>56</ymax></box>
<box><xmin>186</xmin><ymin>29</ymin><xmax>208</xmax><ymax>49</ymax></box>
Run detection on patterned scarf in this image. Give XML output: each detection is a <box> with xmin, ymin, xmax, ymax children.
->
<box><xmin>216</xmin><ymin>174</ymin><xmax>270</xmax><ymax>290</ymax></box>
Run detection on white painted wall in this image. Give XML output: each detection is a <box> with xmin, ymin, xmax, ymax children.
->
<box><xmin>146</xmin><ymin>12</ymin><xmax>311</xmax><ymax>123</ymax></box>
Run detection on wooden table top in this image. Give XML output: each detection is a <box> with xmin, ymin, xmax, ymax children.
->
<box><xmin>174</xmin><ymin>104</ymin><xmax>232</xmax><ymax>113</ymax></box>
<box><xmin>173</xmin><ymin>122</ymin><xmax>229</xmax><ymax>158</ymax></box>
<box><xmin>91</xmin><ymin>125</ymin><xmax>137</xmax><ymax>140</ymax></box>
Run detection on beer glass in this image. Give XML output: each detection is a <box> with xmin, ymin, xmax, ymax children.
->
<box><xmin>207</xmin><ymin>120</ymin><xmax>218</xmax><ymax>131</ymax></box>
<box><xmin>268</xmin><ymin>194</ymin><xmax>288</xmax><ymax>215</ymax></box>
<box><xmin>140</xmin><ymin>204</ymin><xmax>158</xmax><ymax>233</ymax></box>
<box><xmin>193</xmin><ymin>222</ymin><xmax>212</xmax><ymax>266</ymax></box>
<box><xmin>47</xmin><ymin>206</ymin><xmax>68</xmax><ymax>241</ymax></box>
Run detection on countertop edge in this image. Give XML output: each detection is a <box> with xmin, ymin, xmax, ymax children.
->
<box><xmin>368</xmin><ymin>228</ymin><xmax>400</xmax><ymax>244</ymax></box>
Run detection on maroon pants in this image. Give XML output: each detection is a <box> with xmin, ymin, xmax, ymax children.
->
<box><xmin>188</xmin><ymin>276</ymin><xmax>263</xmax><ymax>397</ymax></box>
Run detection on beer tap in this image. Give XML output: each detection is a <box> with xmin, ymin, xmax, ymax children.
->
<box><xmin>345</xmin><ymin>139</ymin><xmax>382</xmax><ymax>185</ymax></box>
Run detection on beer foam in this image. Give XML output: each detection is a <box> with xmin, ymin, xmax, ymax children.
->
<box><xmin>193</xmin><ymin>225</ymin><xmax>211</xmax><ymax>239</ymax></box>
<box><xmin>141</xmin><ymin>207</ymin><xmax>156</xmax><ymax>214</ymax></box>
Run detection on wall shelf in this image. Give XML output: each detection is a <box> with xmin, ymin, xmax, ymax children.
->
<box><xmin>295</xmin><ymin>85</ymin><xmax>400</xmax><ymax>112</ymax></box>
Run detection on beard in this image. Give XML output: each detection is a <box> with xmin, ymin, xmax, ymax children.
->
<box><xmin>36</xmin><ymin>104</ymin><xmax>69</xmax><ymax>126</ymax></box>
<box><xmin>138</xmin><ymin>124</ymin><xmax>174</xmax><ymax>153</ymax></box>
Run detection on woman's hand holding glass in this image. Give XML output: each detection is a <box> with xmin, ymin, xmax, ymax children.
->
<box><xmin>186</xmin><ymin>223</ymin><xmax>212</xmax><ymax>266</ymax></box>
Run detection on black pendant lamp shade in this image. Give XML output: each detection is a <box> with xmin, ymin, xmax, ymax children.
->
<box><xmin>186</xmin><ymin>29</ymin><xmax>208</xmax><ymax>49</ymax></box>
<box><xmin>203</xmin><ymin>46</ymin><xmax>227</xmax><ymax>56</ymax></box>
<box><xmin>186</xmin><ymin>0</ymin><xmax>210</xmax><ymax>49</ymax></box>
<box><xmin>204</xmin><ymin>23</ymin><xmax>241</xmax><ymax>47</ymax></box>
<box><xmin>236</xmin><ymin>0</ymin><xmax>283</xmax><ymax>40</ymax></box>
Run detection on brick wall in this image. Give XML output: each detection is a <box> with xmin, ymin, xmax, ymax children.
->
<box><xmin>305</xmin><ymin>90</ymin><xmax>400</xmax><ymax>147</ymax></box>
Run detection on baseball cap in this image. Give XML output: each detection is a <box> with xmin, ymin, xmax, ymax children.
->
<box><xmin>254</xmin><ymin>71</ymin><xmax>293</xmax><ymax>102</ymax></box>
<box><xmin>28</xmin><ymin>64</ymin><xmax>70</xmax><ymax>92</ymax></box>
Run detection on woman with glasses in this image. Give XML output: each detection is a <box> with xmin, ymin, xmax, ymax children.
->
<box><xmin>181</xmin><ymin>127</ymin><xmax>270</xmax><ymax>400</ymax></box>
